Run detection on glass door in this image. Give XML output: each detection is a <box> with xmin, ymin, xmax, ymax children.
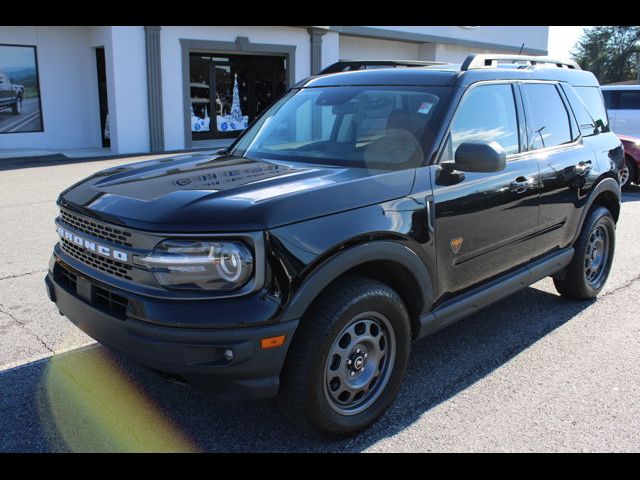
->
<box><xmin>189</xmin><ymin>52</ymin><xmax>286</xmax><ymax>141</ymax></box>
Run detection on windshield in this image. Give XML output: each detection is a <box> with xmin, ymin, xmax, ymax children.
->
<box><xmin>231</xmin><ymin>85</ymin><xmax>448</xmax><ymax>169</ymax></box>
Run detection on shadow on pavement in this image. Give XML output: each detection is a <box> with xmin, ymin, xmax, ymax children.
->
<box><xmin>0</xmin><ymin>285</ymin><xmax>594</xmax><ymax>452</ymax></box>
<box><xmin>622</xmin><ymin>184</ymin><xmax>640</xmax><ymax>202</ymax></box>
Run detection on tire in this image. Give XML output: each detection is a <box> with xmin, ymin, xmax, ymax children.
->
<box><xmin>11</xmin><ymin>97</ymin><xmax>22</xmax><ymax>115</ymax></box>
<box><xmin>553</xmin><ymin>206</ymin><xmax>615</xmax><ymax>300</ymax></box>
<box><xmin>278</xmin><ymin>275</ymin><xmax>411</xmax><ymax>436</ymax></box>
<box><xmin>620</xmin><ymin>156</ymin><xmax>636</xmax><ymax>190</ymax></box>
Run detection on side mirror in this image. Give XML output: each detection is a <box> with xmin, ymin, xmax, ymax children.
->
<box><xmin>453</xmin><ymin>141</ymin><xmax>507</xmax><ymax>173</ymax></box>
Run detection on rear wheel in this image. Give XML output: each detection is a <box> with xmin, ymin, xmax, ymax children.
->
<box><xmin>553</xmin><ymin>206</ymin><xmax>615</xmax><ymax>299</ymax></box>
<box><xmin>278</xmin><ymin>275</ymin><xmax>411</xmax><ymax>436</ymax></box>
<box><xmin>619</xmin><ymin>156</ymin><xmax>636</xmax><ymax>190</ymax></box>
<box><xmin>12</xmin><ymin>97</ymin><xmax>22</xmax><ymax>115</ymax></box>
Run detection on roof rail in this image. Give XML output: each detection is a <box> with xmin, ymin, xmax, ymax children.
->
<box><xmin>319</xmin><ymin>59</ymin><xmax>449</xmax><ymax>75</ymax></box>
<box><xmin>461</xmin><ymin>54</ymin><xmax>581</xmax><ymax>71</ymax></box>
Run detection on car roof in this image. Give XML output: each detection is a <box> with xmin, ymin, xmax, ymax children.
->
<box><xmin>298</xmin><ymin>55</ymin><xmax>600</xmax><ymax>89</ymax></box>
<box><xmin>298</xmin><ymin>65</ymin><xmax>600</xmax><ymax>89</ymax></box>
<box><xmin>600</xmin><ymin>85</ymin><xmax>640</xmax><ymax>90</ymax></box>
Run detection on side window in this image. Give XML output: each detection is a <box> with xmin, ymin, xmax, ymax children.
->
<box><xmin>562</xmin><ymin>85</ymin><xmax>602</xmax><ymax>137</ymax></box>
<box><xmin>447</xmin><ymin>83</ymin><xmax>520</xmax><ymax>159</ymax></box>
<box><xmin>575</xmin><ymin>86</ymin><xmax>609</xmax><ymax>131</ymax></box>
<box><xmin>601</xmin><ymin>90</ymin><xmax>613</xmax><ymax>110</ymax></box>
<box><xmin>523</xmin><ymin>83</ymin><xmax>572</xmax><ymax>150</ymax></box>
<box><xmin>618</xmin><ymin>90</ymin><xmax>640</xmax><ymax>110</ymax></box>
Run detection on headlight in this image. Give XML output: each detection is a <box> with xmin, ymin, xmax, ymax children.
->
<box><xmin>139</xmin><ymin>240</ymin><xmax>253</xmax><ymax>291</ymax></box>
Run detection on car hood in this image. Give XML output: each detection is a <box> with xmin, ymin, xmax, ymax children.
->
<box><xmin>58</xmin><ymin>151</ymin><xmax>415</xmax><ymax>232</ymax></box>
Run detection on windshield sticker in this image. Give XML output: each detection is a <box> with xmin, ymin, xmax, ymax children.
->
<box><xmin>417</xmin><ymin>102</ymin><xmax>434</xmax><ymax>115</ymax></box>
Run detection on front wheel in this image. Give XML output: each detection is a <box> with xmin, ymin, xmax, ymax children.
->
<box><xmin>12</xmin><ymin>97</ymin><xmax>22</xmax><ymax>115</ymax></box>
<box><xmin>553</xmin><ymin>206</ymin><xmax>615</xmax><ymax>299</ymax></box>
<box><xmin>278</xmin><ymin>275</ymin><xmax>411</xmax><ymax>436</ymax></box>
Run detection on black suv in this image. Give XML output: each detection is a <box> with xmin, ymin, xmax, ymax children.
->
<box><xmin>45</xmin><ymin>54</ymin><xmax>622</xmax><ymax>436</ymax></box>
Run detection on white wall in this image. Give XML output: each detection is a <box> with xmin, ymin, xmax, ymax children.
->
<box><xmin>108</xmin><ymin>26</ymin><xmax>149</xmax><ymax>154</ymax></box>
<box><xmin>159</xmin><ymin>26</ymin><xmax>311</xmax><ymax>151</ymax></box>
<box><xmin>339</xmin><ymin>36</ymin><xmax>420</xmax><ymax>61</ymax></box>
<box><xmin>321</xmin><ymin>31</ymin><xmax>340</xmax><ymax>70</ymax></box>
<box><xmin>362</xmin><ymin>26</ymin><xmax>549</xmax><ymax>53</ymax></box>
<box><xmin>0</xmin><ymin>26</ymin><xmax>102</xmax><ymax>150</ymax></box>
<box><xmin>432</xmin><ymin>44</ymin><xmax>510</xmax><ymax>64</ymax></box>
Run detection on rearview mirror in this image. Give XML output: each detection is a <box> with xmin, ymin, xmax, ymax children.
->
<box><xmin>453</xmin><ymin>141</ymin><xmax>507</xmax><ymax>173</ymax></box>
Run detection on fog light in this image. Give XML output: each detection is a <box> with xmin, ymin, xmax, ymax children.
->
<box><xmin>223</xmin><ymin>349</ymin><xmax>234</xmax><ymax>361</ymax></box>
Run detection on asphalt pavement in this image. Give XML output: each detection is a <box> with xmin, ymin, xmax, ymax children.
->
<box><xmin>0</xmin><ymin>98</ymin><xmax>42</xmax><ymax>133</ymax></box>
<box><xmin>0</xmin><ymin>155</ymin><xmax>639</xmax><ymax>452</ymax></box>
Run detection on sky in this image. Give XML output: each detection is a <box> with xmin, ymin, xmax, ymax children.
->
<box><xmin>0</xmin><ymin>45</ymin><xmax>37</xmax><ymax>73</ymax></box>
<box><xmin>547</xmin><ymin>26</ymin><xmax>590</xmax><ymax>61</ymax></box>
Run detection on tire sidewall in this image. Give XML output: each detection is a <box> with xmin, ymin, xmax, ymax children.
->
<box><xmin>13</xmin><ymin>97</ymin><xmax>22</xmax><ymax>115</ymax></box>
<box><xmin>305</xmin><ymin>291</ymin><xmax>411</xmax><ymax>434</ymax></box>
<box><xmin>577</xmin><ymin>207</ymin><xmax>615</xmax><ymax>297</ymax></box>
<box><xmin>622</xmin><ymin>157</ymin><xmax>636</xmax><ymax>189</ymax></box>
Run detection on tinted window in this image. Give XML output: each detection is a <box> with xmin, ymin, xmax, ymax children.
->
<box><xmin>523</xmin><ymin>83</ymin><xmax>572</xmax><ymax>150</ymax></box>
<box><xmin>449</xmin><ymin>83</ymin><xmax>520</xmax><ymax>156</ymax></box>
<box><xmin>562</xmin><ymin>85</ymin><xmax>604</xmax><ymax>136</ymax></box>
<box><xmin>601</xmin><ymin>90</ymin><xmax>612</xmax><ymax>110</ymax></box>
<box><xmin>619</xmin><ymin>90</ymin><xmax>640</xmax><ymax>110</ymax></box>
<box><xmin>233</xmin><ymin>85</ymin><xmax>446</xmax><ymax>169</ymax></box>
<box><xmin>574</xmin><ymin>86</ymin><xmax>609</xmax><ymax>131</ymax></box>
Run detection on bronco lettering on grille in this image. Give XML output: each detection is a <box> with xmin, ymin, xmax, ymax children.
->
<box><xmin>56</xmin><ymin>225</ymin><xmax>129</xmax><ymax>262</ymax></box>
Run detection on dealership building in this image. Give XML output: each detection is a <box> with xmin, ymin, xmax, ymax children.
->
<box><xmin>0</xmin><ymin>26</ymin><xmax>549</xmax><ymax>156</ymax></box>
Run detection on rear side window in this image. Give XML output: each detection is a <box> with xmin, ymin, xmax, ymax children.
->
<box><xmin>446</xmin><ymin>83</ymin><xmax>520</xmax><ymax>158</ymax></box>
<box><xmin>574</xmin><ymin>87</ymin><xmax>609</xmax><ymax>131</ymax></box>
<box><xmin>562</xmin><ymin>85</ymin><xmax>604</xmax><ymax>137</ymax></box>
<box><xmin>522</xmin><ymin>83</ymin><xmax>572</xmax><ymax>150</ymax></box>
<box><xmin>619</xmin><ymin>90</ymin><xmax>640</xmax><ymax>110</ymax></box>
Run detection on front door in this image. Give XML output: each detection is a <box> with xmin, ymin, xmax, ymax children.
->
<box><xmin>431</xmin><ymin>82</ymin><xmax>541</xmax><ymax>298</ymax></box>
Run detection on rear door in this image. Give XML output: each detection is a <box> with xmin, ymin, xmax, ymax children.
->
<box><xmin>0</xmin><ymin>72</ymin><xmax>11</xmax><ymax>105</ymax></box>
<box><xmin>519</xmin><ymin>81</ymin><xmax>594</xmax><ymax>255</ymax></box>
<box><xmin>431</xmin><ymin>81</ymin><xmax>541</xmax><ymax>297</ymax></box>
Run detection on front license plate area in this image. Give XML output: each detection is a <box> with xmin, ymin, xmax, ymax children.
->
<box><xmin>76</xmin><ymin>275</ymin><xmax>92</xmax><ymax>302</ymax></box>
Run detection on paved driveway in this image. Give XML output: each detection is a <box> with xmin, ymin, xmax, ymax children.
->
<box><xmin>1</xmin><ymin>156</ymin><xmax>639</xmax><ymax>452</ymax></box>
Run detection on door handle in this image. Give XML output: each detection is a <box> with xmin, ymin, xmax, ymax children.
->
<box><xmin>510</xmin><ymin>176</ymin><xmax>535</xmax><ymax>194</ymax></box>
<box><xmin>575</xmin><ymin>160</ymin><xmax>592</xmax><ymax>174</ymax></box>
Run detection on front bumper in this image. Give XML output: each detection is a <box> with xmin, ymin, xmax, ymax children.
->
<box><xmin>45</xmin><ymin>257</ymin><xmax>299</xmax><ymax>400</ymax></box>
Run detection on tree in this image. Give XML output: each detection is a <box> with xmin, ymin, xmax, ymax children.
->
<box><xmin>571</xmin><ymin>26</ymin><xmax>640</xmax><ymax>84</ymax></box>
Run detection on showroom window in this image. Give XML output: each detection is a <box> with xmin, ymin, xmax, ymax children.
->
<box><xmin>189</xmin><ymin>53</ymin><xmax>286</xmax><ymax>140</ymax></box>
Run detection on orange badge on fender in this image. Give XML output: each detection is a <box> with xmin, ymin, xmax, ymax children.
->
<box><xmin>450</xmin><ymin>236</ymin><xmax>463</xmax><ymax>254</ymax></box>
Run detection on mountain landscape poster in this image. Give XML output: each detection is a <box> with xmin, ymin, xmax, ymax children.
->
<box><xmin>0</xmin><ymin>44</ymin><xmax>44</xmax><ymax>134</ymax></box>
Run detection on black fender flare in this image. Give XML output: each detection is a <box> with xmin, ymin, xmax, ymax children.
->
<box><xmin>279</xmin><ymin>241</ymin><xmax>434</xmax><ymax>323</ymax></box>
<box><xmin>571</xmin><ymin>176</ymin><xmax>620</xmax><ymax>244</ymax></box>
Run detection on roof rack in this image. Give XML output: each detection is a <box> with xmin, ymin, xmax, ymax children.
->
<box><xmin>461</xmin><ymin>54</ymin><xmax>581</xmax><ymax>71</ymax></box>
<box><xmin>319</xmin><ymin>59</ymin><xmax>448</xmax><ymax>75</ymax></box>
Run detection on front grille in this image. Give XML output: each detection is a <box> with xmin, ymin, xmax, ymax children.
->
<box><xmin>60</xmin><ymin>237</ymin><xmax>133</xmax><ymax>280</ymax></box>
<box><xmin>60</xmin><ymin>209</ymin><xmax>133</xmax><ymax>247</ymax></box>
<box><xmin>55</xmin><ymin>260</ymin><xmax>129</xmax><ymax>320</ymax></box>
<box><xmin>58</xmin><ymin>264</ymin><xmax>78</xmax><ymax>292</ymax></box>
<box><xmin>93</xmin><ymin>285</ymin><xmax>128</xmax><ymax>320</ymax></box>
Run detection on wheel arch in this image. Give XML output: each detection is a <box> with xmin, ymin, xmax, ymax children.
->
<box><xmin>279</xmin><ymin>241</ymin><xmax>434</xmax><ymax>340</ymax></box>
<box><xmin>571</xmin><ymin>176</ymin><xmax>620</xmax><ymax>245</ymax></box>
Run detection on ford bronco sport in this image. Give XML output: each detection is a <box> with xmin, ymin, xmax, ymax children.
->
<box><xmin>45</xmin><ymin>54</ymin><xmax>623</xmax><ymax>436</ymax></box>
